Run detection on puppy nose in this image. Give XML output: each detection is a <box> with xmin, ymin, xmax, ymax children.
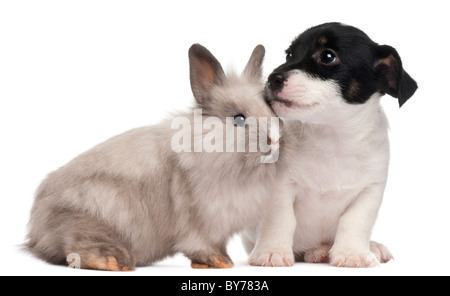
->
<box><xmin>268</xmin><ymin>72</ymin><xmax>286</xmax><ymax>92</ymax></box>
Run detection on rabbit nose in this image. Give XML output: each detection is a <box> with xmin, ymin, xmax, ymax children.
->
<box><xmin>268</xmin><ymin>127</ymin><xmax>280</xmax><ymax>146</ymax></box>
<box><xmin>268</xmin><ymin>136</ymin><xmax>279</xmax><ymax>145</ymax></box>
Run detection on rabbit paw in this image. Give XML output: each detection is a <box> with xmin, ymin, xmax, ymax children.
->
<box><xmin>66</xmin><ymin>243</ymin><xmax>135</xmax><ymax>271</ymax></box>
<box><xmin>190</xmin><ymin>254</ymin><xmax>234</xmax><ymax>269</ymax></box>
<box><xmin>82</xmin><ymin>255</ymin><xmax>132</xmax><ymax>271</ymax></box>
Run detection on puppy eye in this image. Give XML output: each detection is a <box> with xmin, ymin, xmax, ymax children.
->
<box><xmin>286</xmin><ymin>51</ymin><xmax>293</xmax><ymax>60</ymax></box>
<box><xmin>233</xmin><ymin>115</ymin><xmax>246</xmax><ymax>127</ymax></box>
<box><xmin>320</xmin><ymin>50</ymin><xmax>337</xmax><ymax>65</ymax></box>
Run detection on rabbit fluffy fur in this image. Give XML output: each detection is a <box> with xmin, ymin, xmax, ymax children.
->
<box><xmin>25</xmin><ymin>44</ymin><xmax>293</xmax><ymax>271</ymax></box>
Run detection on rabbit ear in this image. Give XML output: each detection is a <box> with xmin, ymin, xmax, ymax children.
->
<box><xmin>189</xmin><ymin>44</ymin><xmax>225</xmax><ymax>105</ymax></box>
<box><xmin>243</xmin><ymin>45</ymin><xmax>265</xmax><ymax>81</ymax></box>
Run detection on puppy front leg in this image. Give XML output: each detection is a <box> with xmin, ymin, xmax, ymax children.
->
<box><xmin>248</xmin><ymin>194</ymin><xmax>296</xmax><ymax>267</ymax></box>
<box><xmin>330</xmin><ymin>183</ymin><xmax>387</xmax><ymax>268</ymax></box>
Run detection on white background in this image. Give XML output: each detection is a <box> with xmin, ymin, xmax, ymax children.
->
<box><xmin>1</xmin><ymin>0</ymin><xmax>449</xmax><ymax>276</ymax></box>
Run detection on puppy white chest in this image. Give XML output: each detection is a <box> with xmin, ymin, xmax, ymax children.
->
<box><xmin>287</xmin><ymin>122</ymin><xmax>389</xmax><ymax>253</ymax></box>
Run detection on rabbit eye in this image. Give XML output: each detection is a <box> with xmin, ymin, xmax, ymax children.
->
<box><xmin>233</xmin><ymin>115</ymin><xmax>246</xmax><ymax>127</ymax></box>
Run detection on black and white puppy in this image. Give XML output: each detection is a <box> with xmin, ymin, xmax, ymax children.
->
<box><xmin>243</xmin><ymin>23</ymin><xmax>418</xmax><ymax>267</ymax></box>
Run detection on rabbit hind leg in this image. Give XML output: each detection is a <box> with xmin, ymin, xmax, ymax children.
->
<box><xmin>60</xmin><ymin>213</ymin><xmax>136</xmax><ymax>271</ymax></box>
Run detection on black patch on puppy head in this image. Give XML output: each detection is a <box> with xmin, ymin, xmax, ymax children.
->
<box><xmin>271</xmin><ymin>22</ymin><xmax>417</xmax><ymax>107</ymax></box>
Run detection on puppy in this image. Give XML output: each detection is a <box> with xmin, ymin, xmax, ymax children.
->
<box><xmin>243</xmin><ymin>22</ymin><xmax>418</xmax><ymax>267</ymax></box>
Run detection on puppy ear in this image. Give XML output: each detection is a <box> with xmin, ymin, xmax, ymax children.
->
<box><xmin>189</xmin><ymin>44</ymin><xmax>225</xmax><ymax>105</ymax></box>
<box><xmin>374</xmin><ymin>45</ymin><xmax>418</xmax><ymax>107</ymax></box>
<box><xmin>243</xmin><ymin>44</ymin><xmax>265</xmax><ymax>81</ymax></box>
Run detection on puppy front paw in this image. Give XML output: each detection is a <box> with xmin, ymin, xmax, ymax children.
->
<box><xmin>304</xmin><ymin>244</ymin><xmax>332</xmax><ymax>263</ymax></box>
<box><xmin>370</xmin><ymin>241</ymin><xmax>393</xmax><ymax>263</ymax></box>
<box><xmin>249</xmin><ymin>248</ymin><xmax>294</xmax><ymax>267</ymax></box>
<box><xmin>330</xmin><ymin>248</ymin><xmax>380</xmax><ymax>268</ymax></box>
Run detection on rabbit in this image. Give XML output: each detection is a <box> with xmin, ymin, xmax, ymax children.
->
<box><xmin>25</xmin><ymin>44</ymin><xmax>289</xmax><ymax>271</ymax></box>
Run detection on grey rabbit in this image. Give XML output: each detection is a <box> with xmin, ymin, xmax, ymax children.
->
<box><xmin>25</xmin><ymin>44</ymin><xmax>288</xmax><ymax>271</ymax></box>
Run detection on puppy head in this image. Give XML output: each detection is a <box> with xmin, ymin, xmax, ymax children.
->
<box><xmin>266</xmin><ymin>22</ymin><xmax>418</xmax><ymax>122</ymax></box>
